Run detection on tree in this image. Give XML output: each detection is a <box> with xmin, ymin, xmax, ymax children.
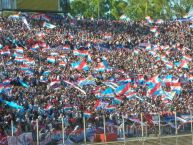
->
<box><xmin>171</xmin><ymin>0</ymin><xmax>193</xmax><ymax>18</ymax></box>
<box><xmin>125</xmin><ymin>0</ymin><xmax>171</xmax><ymax>20</ymax></box>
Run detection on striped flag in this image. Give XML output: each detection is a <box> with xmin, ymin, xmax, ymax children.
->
<box><xmin>59</xmin><ymin>61</ymin><xmax>66</xmax><ymax>67</ymax></box>
<box><xmin>64</xmin><ymin>106</ymin><xmax>73</xmax><ymax>111</ymax></box>
<box><xmin>1</xmin><ymin>50</ymin><xmax>10</xmax><ymax>55</ymax></box>
<box><xmin>31</xmin><ymin>44</ymin><xmax>39</xmax><ymax>51</ymax></box>
<box><xmin>149</xmin><ymin>83</ymin><xmax>162</xmax><ymax>96</ymax></box>
<box><xmin>179</xmin><ymin>60</ymin><xmax>189</xmax><ymax>69</ymax></box>
<box><xmin>73</xmin><ymin>49</ymin><xmax>89</xmax><ymax>56</ymax></box>
<box><xmin>0</xmin><ymin>84</ymin><xmax>4</xmax><ymax>93</ymax></box>
<box><xmin>0</xmin><ymin>44</ymin><xmax>3</xmax><ymax>49</ymax></box>
<box><xmin>43</xmin><ymin>22</ymin><xmax>56</xmax><ymax>29</ymax></box>
<box><xmin>45</xmin><ymin>104</ymin><xmax>53</xmax><ymax>111</ymax></box>
<box><xmin>83</xmin><ymin>111</ymin><xmax>92</xmax><ymax>118</ymax></box>
<box><xmin>125</xmin><ymin>92</ymin><xmax>137</xmax><ymax>100</ymax></box>
<box><xmin>182</xmin><ymin>55</ymin><xmax>192</xmax><ymax>61</ymax></box>
<box><xmin>8</xmin><ymin>13</ymin><xmax>20</xmax><ymax>19</ymax></box>
<box><xmin>71</xmin><ymin>60</ymin><xmax>89</xmax><ymax>71</ymax></box>
<box><xmin>95</xmin><ymin>62</ymin><xmax>106</xmax><ymax>72</ymax></box>
<box><xmin>105</xmin><ymin>105</ymin><xmax>116</xmax><ymax>112</ymax></box>
<box><xmin>129</xmin><ymin>118</ymin><xmax>146</xmax><ymax>126</ymax></box>
<box><xmin>150</xmin><ymin>27</ymin><xmax>157</xmax><ymax>33</ymax></box>
<box><xmin>63</xmin><ymin>44</ymin><xmax>71</xmax><ymax>51</ymax></box>
<box><xmin>49</xmin><ymin>80</ymin><xmax>60</xmax><ymax>87</ymax></box>
<box><xmin>15</xmin><ymin>47</ymin><xmax>24</xmax><ymax>54</ymax></box>
<box><xmin>113</xmin><ymin>97</ymin><xmax>123</xmax><ymax>104</ymax></box>
<box><xmin>47</xmin><ymin>57</ymin><xmax>56</xmax><ymax>63</ymax></box>
<box><xmin>188</xmin><ymin>75</ymin><xmax>193</xmax><ymax>81</ymax></box>
<box><xmin>170</xmin><ymin>83</ymin><xmax>182</xmax><ymax>93</ymax></box>
<box><xmin>115</xmin><ymin>83</ymin><xmax>130</xmax><ymax>96</ymax></box>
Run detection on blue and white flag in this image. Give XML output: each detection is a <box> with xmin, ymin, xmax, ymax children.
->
<box><xmin>43</xmin><ymin>22</ymin><xmax>56</xmax><ymax>29</ymax></box>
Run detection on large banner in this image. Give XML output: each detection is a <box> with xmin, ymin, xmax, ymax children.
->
<box><xmin>7</xmin><ymin>133</ymin><xmax>34</xmax><ymax>145</ymax></box>
<box><xmin>17</xmin><ymin>0</ymin><xmax>59</xmax><ymax>11</ymax></box>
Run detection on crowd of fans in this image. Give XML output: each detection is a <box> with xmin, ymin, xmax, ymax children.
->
<box><xmin>0</xmin><ymin>13</ymin><xmax>192</xmax><ymax>139</ymax></box>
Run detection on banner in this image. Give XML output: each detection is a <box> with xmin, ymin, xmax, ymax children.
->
<box><xmin>7</xmin><ymin>133</ymin><xmax>34</xmax><ymax>145</ymax></box>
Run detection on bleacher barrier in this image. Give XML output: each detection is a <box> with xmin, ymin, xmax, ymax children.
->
<box><xmin>0</xmin><ymin>111</ymin><xmax>192</xmax><ymax>145</ymax></box>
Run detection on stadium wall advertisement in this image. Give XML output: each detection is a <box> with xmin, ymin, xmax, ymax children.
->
<box><xmin>16</xmin><ymin>0</ymin><xmax>59</xmax><ymax>11</ymax></box>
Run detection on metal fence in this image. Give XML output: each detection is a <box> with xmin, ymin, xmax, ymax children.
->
<box><xmin>1</xmin><ymin>111</ymin><xmax>193</xmax><ymax>145</ymax></box>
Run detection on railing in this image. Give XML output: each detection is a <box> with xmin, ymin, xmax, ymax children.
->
<box><xmin>1</xmin><ymin>111</ymin><xmax>193</xmax><ymax>145</ymax></box>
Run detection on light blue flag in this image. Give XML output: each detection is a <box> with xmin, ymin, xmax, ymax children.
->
<box><xmin>4</xmin><ymin>100</ymin><xmax>24</xmax><ymax>110</ymax></box>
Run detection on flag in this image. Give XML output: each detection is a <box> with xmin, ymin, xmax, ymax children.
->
<box><xmin>101</xmin><ymin>87</ymin><xmax>115</xmax><ymax>98</ymax></box>
<box><xmin>19</xmin><ymin>80</ymin><xmax>30</xmax><ymax>88</ymax></box>
<box><xmin>71</xmin><ymin>60</ymin><xmax>89</xmax><ymax>71</ymax></box>
<box><xmin>137</xmin><ymin>75</ymin><xmax>144</xmax><ymax>83</ymax></box>
<box><xmin>49</xmin><ymin>80</ymin><xmax>60</xmax><ymax>87</ymax></box>
<box><xmin>188</xmin><ymin>75</ymin><xmax>193</xmax><ymax>81</ymax></box>
<box><xmin>31</xmin><ymin>44</ymin><xmax>39</xmax><ymax>51</ymax></box>
<box><xmin>4</xmin><ymin>100</ymin><xmax>23</xmax><ymax>110</ymax></box>
<box><xmin>77</xmin><ymin>76</ymin><xmax>95</xmax><ymax>86</ymax></box>
<box><xmin>43</xmin><ymin>22</ymin><xmax>56</xmax><ymax>29</ymax></box>
<box><xmin>170</xmin><ymin>83</ymin><xmax>182</xmax><ymax>94</ymax></box>
<box><xmin>125</xmin><ymin>92</ymin><xmax>137</xmax><ymax>99</ymax></box>
<box><xmin>8</xmin><ymin>14</ymin><xmax>20</xmax><ymax>19</ymax></box>
<box><xmin>83</xmin><ymin>111</ymin><xmax>92</xmax><ymax>118</ymax></box>
<box><xmin>156</xmin><ymin>19</ymin><xmax>164</xmax><ymax>24</ymax></box>
<box><xmin>15</xmin><ymin>47</ymin><xmax>24</xmax><ymax>54</ymax></box>
<box><xmin>73</xmin><ymin>49</ymin><xmax>89</xmax><ymax>56</ymax></box>
<box><xmin>0</xmin><ymin>44</ymin><xmax>3</xmax><ymax>49</ymax></box>
<box><xmin>59</xmin><ymin>61</ymin><xmax>66</xmax><ymax>67</ymax></box>
<box><xmin>94</xmin><ymin>100</ymin><xmax>108</xmax><ymax>110</ymax></box>
<box><xmin>165</xmin><ymin>62</ymin><xmax>173</xmax><ymax>69</ymax></box>
<box><xmin>24</xmin><ymin>59</ymin><xmax>35</xmax><ymax>66</ymax></box>
<box><xmin>22</xmin><ymin>17</ymin><xmax>30</xmax><ymax>30</ymax></box>
<box><xmin>47</xmin><ymin>57</ymin><xmax>56</xmax><ymax>63</ymax></box>
<box><xmin>95</xmin><ymin>62</ymin><xmax>106</xmax><ymax>72</ymax></box>
<box><xmin>182</xmin><ymin>55</ymin><xmax>192</xmax><ymax>61</ymax></box>
<box><xmin>63</xmin><ymin>44</ymin><xmax>71</xmax><ymax>51</ymax></box>
<box><xmin>115</xmin><ymin>83</ymin><xmax>130</xmax><ymax>96</ymax></box>
<box><xmin>3</xmin><ymin>85</ymin><xmax>12</xmax><ymax>93</ymax></box>
<box><xmin>113</xmin><ymin>97</ymin><xmax>123</xmax><ymax>104</ymax></box>
<box><xmin>105</xmin><ymin>105</ymin><xmax>116</xmax><ymax>112</ymax></box>
<box><xmin>20</xmin><ymin>64</ymin><xmax>30</xmax><ymax>71</ymax></box>
<box><xmin>145</xmin><ymin>16</ymin><xmax>153</xmax><ymax>23</ymax></box>
<box><xmin>150</xmin><ymin>27</ymin><xmax>157</xmax><ymax>33</ymax></box>
<box><xmin>0</xmin><ymin>84</ymin><xmax>4</xmax><ymax>93</ymax></box>
<box><xmin>129</xmin><ymin>118</ymin><xmax>146</xmax><ymax>126</ymax></box>
<box><xmin>1</xmin><ymin>50</ymin><xmax>10</xmax><ymax>55</ymax></box>
<box><xmin>64</xmin><ymin>106</ymin><xmax>73</xmax><ymax>111</ymax></box>
<box><xmin>149</xmin><ymin>83</ymin><xmax>162</xmax><ymax>96</ymax></box>
<box><xmin>63</xmin><ymin>80</ymin><xmax>86</xmax><ymax>95</ymax></box>
<box><xmin>45</xmin><ymin>104</ymin><xmax>53</xmax><ymax>111</ymax></box>
<box><xmin>179</xmin><ymin>60</ymin><xmax>189</xmax><ymax>69</ymax></box>
<box><xmin>41</xmin><ymin>14</ymin><xmax>50</xmax><ymax>21</ymax></box>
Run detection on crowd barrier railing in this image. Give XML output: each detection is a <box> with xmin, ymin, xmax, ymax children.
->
<box><xmin>0</xmin><ymin>110</ymin><xmax>193</xmax><ymax>145</ymax></box>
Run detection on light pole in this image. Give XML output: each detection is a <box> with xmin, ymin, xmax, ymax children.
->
<box><xmin>98</xmin><ymin>0</ymin><xmax>100</xmax><ymax>19</ymax></box>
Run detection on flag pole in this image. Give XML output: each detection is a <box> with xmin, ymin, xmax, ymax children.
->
<box><xmin>174</xmin><ymin>111</ymin><xmax>178</xmax><ymax>135</ymax></box>
<box><xmin>11</xmin><ymin>120</ymin><xmax>14</xmax><ymax>136</ymax></box>
<box><xmin>122</xmin><ymin>115</ymin><xmax>126</xmax><ymax>144</ymax></box>
<box><xmin>191</xmin><ymin>109</ymin><xmax>192</xmax><ymax>133</ymax></box>
<box><xmin>83</xmin><ymin>116</ymin><xmax>87</xmax><ymax>144</ymax></box>
<box><xmin>103</xmin><ymin>115</ymin><xmax>107</xmax><ymax>143</ymax></box>
<box><xmin>158</xmin><ymin>113</ymin><xmax>161</xmax><ymax>136</ymax></box>
<box><xmin>36</xmin><ymin>119</ymin><xmax>39</xmax><ymax>145</ymax></box>
<box><xmin>62</xmin><ymin>116</ymin><xmax>65</xmax><ymax>145</ymax></box>
<box><xmin>141</xmin><ymin>113</ymin><xmax>144</xmax><ymax>139</ymax></box>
